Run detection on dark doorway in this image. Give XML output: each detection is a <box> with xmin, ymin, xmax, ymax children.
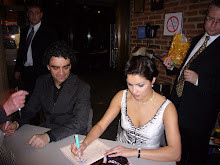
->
<box><xmin>43</xmin><ymin>0</ymin><xmax>117</xmax><ymax>74</ymax></box>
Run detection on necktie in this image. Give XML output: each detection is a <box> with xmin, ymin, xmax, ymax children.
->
<box><xmin>26</xmin><ymin>27</ymin><xmax>34</xmax><ymax>49</ymax></box>
<box><xmin>24</xmin><ymin>27</ymin><xmax>34</xmax><ymax>63</ymax></box>
<box><xmin>176</xmin><ymin>36</ymin><xmax>210</xmax><ymax>97</ymax></box>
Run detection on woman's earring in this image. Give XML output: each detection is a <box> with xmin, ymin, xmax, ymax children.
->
<box><xmin>152</xmin><ymin>84</ymin><xmax>154</xmax><ymax>87</ymax></box>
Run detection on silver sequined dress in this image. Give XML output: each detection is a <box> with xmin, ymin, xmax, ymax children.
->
<box><xmin>116</xmin><ymin>90</ymin><xmax>171</xmax><ymax>149</ymax></box>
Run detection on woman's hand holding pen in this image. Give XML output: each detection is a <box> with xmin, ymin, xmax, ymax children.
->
<box><xmin>71</xmin><ymin>141</ymin><xmax>87</xmax><ymax>157</ymax></box>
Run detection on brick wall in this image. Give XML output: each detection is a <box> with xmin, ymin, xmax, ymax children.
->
<box><xmin>130</xmin><ymin>0</ymin><xmax>211</xmax><ymax>89</ymax></box>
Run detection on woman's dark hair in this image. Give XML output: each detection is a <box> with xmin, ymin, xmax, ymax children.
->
<box><xmin>124</xmin><ymin>55</ymin><xmax>158</xmax><ymax>81</ymax></box>
<box><xmin>43</xmin><ymin>41</ymin><xmax>76</xmax><ymax>66</ymax></box>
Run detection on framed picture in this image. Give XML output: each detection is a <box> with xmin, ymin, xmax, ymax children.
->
<box><xmin>137</xmin><ymin>26</ymin><xmax>146</xmax><ymax>39</ymax></box>
<box><xmin>151</xmin><ymin>0</ymin><xmax>164</xmax><ymax>11</ymax></box>
<box><xmin>134</xmin><ymin>0</ymin><xmax>145</xmax><ymax>13</ymax></box>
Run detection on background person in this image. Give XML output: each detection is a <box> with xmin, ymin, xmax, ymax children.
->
<box><xmin>14</xmin><ymin>2</ymin><xmax>58</xmax><ymax>125</ymax></box>
<box><xmin>71</xmin><ymin>56</ymin><xmax>181</xmax><ymax>162</ymax></box>
<box><xmin>163</xmin><ymin>1</ymin><xmax>220</xmax><ymax>164</ymax></box>
<box><xmin>3</xmin><ymin>41</ymin><xmax>91</xmax><ymax>149</ymax></box>
<box><xmin>14</xmin><ymin>2</ymin><xmax>58</xmax><ymax>95</ymax></box>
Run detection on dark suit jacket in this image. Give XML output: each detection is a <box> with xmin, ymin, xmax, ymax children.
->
<box><xmin>168</xmin><ymin>34</ymin><xmax>220</xmax><ymax>131</ymax></box>
<box><xmin>0</xmin><ymin>105</ymin><xmax>8</xmax><ymax>124</ymax></box>
<box><xmin>15</xmin><ymin>23</ymin><xmax>58</xmax><ymax>73</ymax></box>
<box><xmin>18</xmin><ymin>73</ymin><xmax>91</xmax><ymax>141</ymax></box>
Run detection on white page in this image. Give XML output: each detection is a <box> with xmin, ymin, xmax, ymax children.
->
<box><xmin>60</xmin><ymin>139</ymin><xmax>111</xmax><ymax>165</ymax></box>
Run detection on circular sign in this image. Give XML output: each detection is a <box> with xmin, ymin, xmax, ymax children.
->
<box><xmin>166</xmin><ymin>16</ymin><xmax>179</xmax><ymax>33</ymax></box>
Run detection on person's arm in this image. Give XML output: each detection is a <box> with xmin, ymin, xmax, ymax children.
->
<box><xmin>163</xmin><ymin>55</ymin><xmax>179</xmax><ymax>75</ymax></box>
<box><xmin>104</xmin><ymin>102</ymin><xmax>181</xmax><ymax>162</ymax></box>
<box><xmin>1</xmin><ymin>90</ymin><xmax>28</xmax><ymax>135</ymax></box>
<box><xmin>0</xmin><ymin>105</ymin><xmax>8</xmax><ymax>124</ymax></box>
<box><xmin>0</xmin><ymin>90</ymin><xmax>28</xmax><ymax>124</ymax></box>
<box><xmin>71</xmin><ymin>90</ymin><xmax>123</xmax><ymax>156</ymax></box>
<box><xmin>3</xmin><ymin>90</ymin><xmax>28</xmax><ymax>116</ymax></box>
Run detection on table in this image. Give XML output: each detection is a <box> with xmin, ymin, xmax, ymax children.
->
<box><xmin>4</xmin><ymin>124</ymin><xmax>175</xmax><ymax>165</ymax></box>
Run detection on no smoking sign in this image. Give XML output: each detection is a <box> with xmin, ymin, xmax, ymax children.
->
<box><xmin>164</xmin><ymin>12</ymin><xmax>183</xmax><ymax>36</ymax></box>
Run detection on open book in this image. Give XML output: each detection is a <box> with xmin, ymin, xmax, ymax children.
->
<box><xmin>60</xmin><ymin>139</ymin><xmax>111</xmax><ymax>165</ymax></box>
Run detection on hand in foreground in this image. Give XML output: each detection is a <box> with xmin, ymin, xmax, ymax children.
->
<box><xmin>71</xmin><ymin>142</ymin><xmax>87</xmax><ymax>157</ymax></box>
<box><xmin>25</xmin><ymin>134</ymin><xmax>50</xmax><ymax>149</ymax></box>
<box><xmin>104</xmin><ymin>146</ymin><xmax>134</xmax><ymax>158</ymax></box>
<box><xmin>1</xmin><ymin>122</ymin><xmax>17</xmax><ymax>136</ymax></box>
<box><xmin>184</xmin><ymin>69</ymin><xmax>198</xmax><ymax>84</ymax></box>
<box><xmin>163</xmin><ymin>55</ymin><xmax>174</xmax><ymax>68</ymax></box>
<box><xmin>3</xmin><ymin>90</ymin><xmax>29</xmax><ymax>116</ymax></box>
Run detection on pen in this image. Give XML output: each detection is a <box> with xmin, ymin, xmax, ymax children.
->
<box><xmin>15</xmin><ymin>86</ymin><xmax>21</xmax><ymax>118</ymax></box>
<box><xmin>75</xmin><ymin>135</ymin><xmax>81</xmax><ymax>159</ymax></box>
<box><xmin>3</xmin><ymin>121</ymin><xmax>9</xmax><ymax>136</ymax></box>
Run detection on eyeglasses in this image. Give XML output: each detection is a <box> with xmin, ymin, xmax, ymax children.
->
<box><xmin>206</xmin><ymin>16</ymin><xmax>220</xmax><ymax>24</ymax></box>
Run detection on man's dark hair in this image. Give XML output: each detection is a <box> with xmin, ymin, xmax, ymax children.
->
<box><xmin>26</xmin><ymin>2</ymin><xmax>43</xmax><ymax>12</ymax></box>
<box><xmin>43</xmin><ymin>41</ymin><xmax>77</xmax><ymax>66</ymax></box>
<box><xmin>208</xmin><ymin>0</ymin><xmax>220</xmax><ymax>13</ymax></box>
<box><xmin>125</xmin><ymin>55</ymin><xmax>158</xmax><ymax>81</ymax></box>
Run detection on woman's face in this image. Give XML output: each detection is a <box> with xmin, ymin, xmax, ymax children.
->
<box><xmin>127</xmin><ymin>74</ymin><xmax>155</xmax><ymax>101</ymax></box>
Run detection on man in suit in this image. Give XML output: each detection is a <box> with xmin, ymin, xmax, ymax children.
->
<box><xmin>3</xmin><ymin>41</ymin><xmax>91</xmax><ymax>149</ymax></box>
<box><xmin>14</xmin><ymin>2</ymin><xmax>58</xmax><ymax>95</ymax></box>
<box><xmin>163</xmin><ymin>1</ymin><xmax>220</xmax><ymax>165</ymax></box>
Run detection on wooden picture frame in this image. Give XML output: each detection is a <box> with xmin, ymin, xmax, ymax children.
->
<box><xmin>134</xmin><ymin>0</ymin><xmax>145</xmax><ymax>13</ymax></box>
<box><xmin>151</xmin><ymin>0</ymin><xmax>164</xmax><ymax>11</ymax></box>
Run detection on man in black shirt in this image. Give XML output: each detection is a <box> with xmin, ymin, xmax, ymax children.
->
<box><xmin>5</xmin><ymin>41</ymin><xmax>91</xmax><ymax>148</ymax></box>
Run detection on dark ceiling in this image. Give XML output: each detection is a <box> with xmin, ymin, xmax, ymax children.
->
<box><xmin>59</xmin><ymin>0</ymin><xmax>118</xmax><ymax>7</ymax></box>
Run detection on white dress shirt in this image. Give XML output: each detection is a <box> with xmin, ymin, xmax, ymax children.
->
<box><xmin>178</xmin><ymin>33</ymin><xmax>220</xmax><ymax>85</ymax></box>
<box><xmin>24</xmin><ymin>21</ymin><xmax>41</xmax><ymax>67</ymax></box>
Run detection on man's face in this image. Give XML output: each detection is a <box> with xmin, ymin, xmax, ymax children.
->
<box><xmin>47</xmin><ymin>57</ymin><xmax>71</xmax><ymax>88</ymax></box>
<box><xmin>27</xmin><ymin>7</ymin><xmax>43</xmax><ymax>26</ymax></box>
<box><xmin>204</xmin><ymin>6</ymin><xmax>220</xmax><ymax>36</ymax></box>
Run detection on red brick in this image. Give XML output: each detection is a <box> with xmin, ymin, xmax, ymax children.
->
<box><xmin>131</xmin><ymin>17</ymin><xmax>138</xmax><ymax>22</ymax></box>
<box><xmin>164</xmin><ymin>2</ymin><xmax>179</xmax><ymax>8</ymax></box>
<box><xmin>157</xmin><ymin>75</ymin><xmax>173</xmax><ymax>83</ymax></box>
<box><xmin>186</xmin><ymin>29</ymin><xmax>205</xmax><ymax>35</ymax></box>
<box><xmin>197</xmin><ymin>23</ymin><xmax>204</xmax><ymax>29</ymax></box>
<box><xmin>184</xmin><ymin>11</ymin><xmax>198</xmax><ymax>17</ymax></box>
<box><xmin>149</xmin><ymin>15</ymin><xmax>162</xmax><ymax>20</ymax></box>
<box><xmin>188</xmin><ymin>17</ymin><xmax>205</xmax><ymax>22</ymax></box>
<box><xmin>130</xmin><ymin>0</ymin><xmax>212</xmax><ymax>84</ymax></box>
<box><xmin>133</xmin><ymin>40</ymin><xmax>143</xmax><ymax>43</ymax></box>
<box><xmin>155</xmin><ymin>40</ymin><xmax>168</xmax><ymax>46</ymax></box>
<box><xmin>171</xmin><ymin>6</ymin><xmax>188</xmax><ymax>13</ymax></box>
<box><xmin>183</xmin><ymin>24</ymin><xmax>196</xmax><ymax>29</ymax></box>
<box><xmin>199</xmin><ymin>9</ymin><xmax>207</xmax><ymax>15</ymax></box>
<box><xmin>133</xmin><ymin>22</ymin><xmax>144</xmax><ymax>26</ymax></box>
<box><xmin>160</xmin><ymin>64</ymin><xmax>167</xmax><ymax>70</ymax></box>
<box><xmin>189</xmin><ymin>3</ymin><xmax>209</xmax><ymax>10</ymax></box>
<box><xmin>138</xmin><ymin>16</ymin><xmax>148</xmax><ymax>21</ymax></box>
<box><xmin>159</xmin><ymin>70</ymin><xmax>166</xmax><ymax>76</ymax></box>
